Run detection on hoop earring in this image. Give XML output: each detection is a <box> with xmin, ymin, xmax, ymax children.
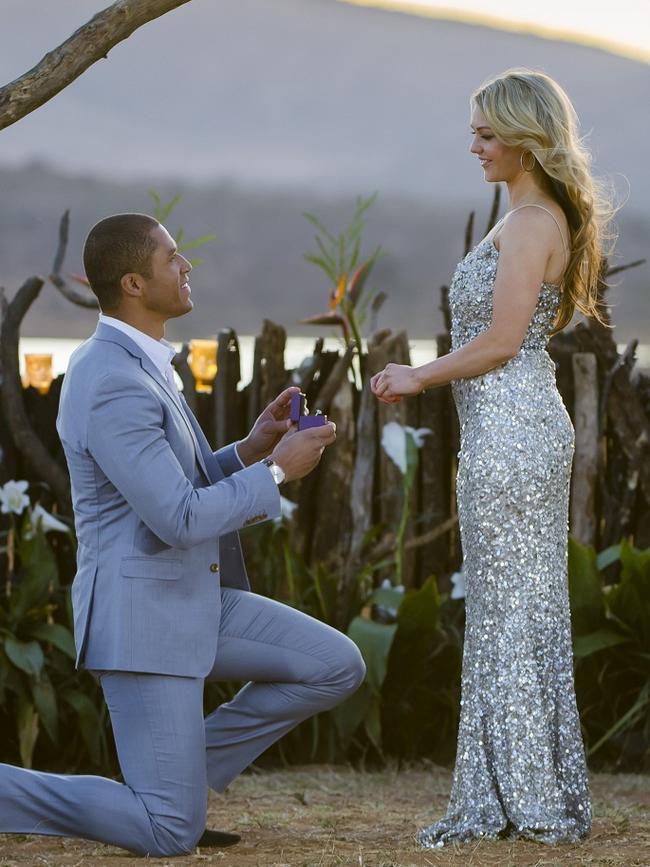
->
<box><xmin>520</xmin><ymin>151</ymin><xmax>536</xmax><ymax>172</ymax></box>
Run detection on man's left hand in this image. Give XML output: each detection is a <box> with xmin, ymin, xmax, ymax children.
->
<box><xmin>237</xmin><ymin>386</ymin><xmax>301</xmax><ymax>465</ymax></box>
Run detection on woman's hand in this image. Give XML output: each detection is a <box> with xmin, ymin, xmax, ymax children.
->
<box><xmin>370</xmin><ymin>364</ymin><xmax>423</xmax><ymax>403</ymax></box>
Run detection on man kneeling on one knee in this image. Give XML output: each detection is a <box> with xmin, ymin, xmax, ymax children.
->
<box><xmin>0</xmin><ymin>213</ymin><xmax>365</xmax><ymax>857</ymax></box>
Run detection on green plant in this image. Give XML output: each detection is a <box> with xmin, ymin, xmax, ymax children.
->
<box><xmin>148</xmin><ymin>190</ymin><xmax>217</xmax><ymax>267</ymax></box>
<box><xmin>569</xmin><ymin>537</ymin><xmax>650</xmax><ymax>769</ymax></box>
<box><xmin>0</xmin><ymin>482</ymin><xmax>113</xmax><ymax>772</ymax></box>
<box><xmin>301</xmin><ymin>194</ymin><xmax>381</xmax><ymax>372</ymax></box>
<box><xmin>380</xmin><ymin>422</ymin><xmax>431</xmax><ymax>587</ymax></box>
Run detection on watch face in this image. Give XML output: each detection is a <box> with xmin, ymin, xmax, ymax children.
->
<box><xmin>270</xmin><ymin>463</ymin><xmax>285</xmax><ymax>485</ymax></box>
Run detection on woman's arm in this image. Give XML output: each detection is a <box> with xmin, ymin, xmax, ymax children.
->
<box><xmin>371</xmin><ymin>208</ymin><xmax>558</xmax><ymax>401</ymax></box>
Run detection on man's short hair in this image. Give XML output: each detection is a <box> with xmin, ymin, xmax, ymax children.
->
<box><xmin>83</xmin><ymin>213</ymin><xmax>160</xmax><ymax>310</ymax></box>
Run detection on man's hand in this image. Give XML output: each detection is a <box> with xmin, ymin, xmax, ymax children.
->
<box><xmin>237</xmin><ymin>387</ymin><xmax>301</xmax><ymax>465</ymax></box>
<box><xmin>270</xmin><ymin>422</ymin><xmax>337</xmax><ymax>483</ymax></box>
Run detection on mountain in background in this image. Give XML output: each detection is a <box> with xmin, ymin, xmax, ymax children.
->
<box><xmin>1</xmin><ymin>163</ymin><xmax>647</xmax><ymax>344</ymax></box>
<box><xmin>0</xmin><ymin>0</ymin><xmax>647</xmax><ymax>340</ymax></box>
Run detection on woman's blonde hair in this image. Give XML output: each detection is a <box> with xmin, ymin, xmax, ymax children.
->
<box><xmin>472</xmin><ymin>68</ymin><xmax>614</xmax><ymax>331</ymax></box>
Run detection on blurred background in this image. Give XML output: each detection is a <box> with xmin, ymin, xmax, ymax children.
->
<box><xmin>0</xmin><ymin>0</ymin><xmax>648</xmax><ymax>351</ymax></box>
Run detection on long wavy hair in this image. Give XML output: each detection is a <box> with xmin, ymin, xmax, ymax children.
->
<box><xmin>472</xmin><ymin>68</ymin><xmax>614</xmax><ymax>331</ymax></box>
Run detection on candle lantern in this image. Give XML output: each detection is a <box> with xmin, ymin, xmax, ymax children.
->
<box><xmin>188</xmin><ymin>339</ymin><xmax>218</xmax><ymax>394</ymax></box>
<box><xmin>24</xmin><ymin>353</ymin><xmax>54</xmax><ymax>394</ymax></box>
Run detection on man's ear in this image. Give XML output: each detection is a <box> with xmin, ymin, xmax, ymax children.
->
<box><xmin>120</xmin><ymin>272</ymin><xmax>143</xmax><ymax>298</ymax></box>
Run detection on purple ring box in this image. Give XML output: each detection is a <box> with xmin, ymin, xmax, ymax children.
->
<box><xmin>290</xmin><ymin>392</ymin><xmax>327</xmax><ymax>430</ymax></box>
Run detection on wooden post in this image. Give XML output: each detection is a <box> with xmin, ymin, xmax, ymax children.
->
<box><xmin>570</xmin><ymin>352</ymin><xmax>599</xmax><ymax>545</ymax></box>
<box><xmin>417</xmin><ymin>383</ymin><xmax>453</xmax><ymax>586</ymax></box>
<box><xmin>371</xmin><ymin>330</ymin><xmax>418</xmax><ymax>586</ymax></box>
<box><xmin>437</xmin><ymin>332</ymin><xmax>461</xmax><ymax>573</ymax></box>
<box><xmin>310</xmin><ymin>375</ymin><xmax>356</xmax><ymax>615</ymax></box>
<box><xmin>343</xmin><ymin>335</ymin><xmax>387</xmax><ymax>608</ymax></box>
<box><xmin>247</xmin><ymin>320</ymin><xmax>286</xmax><ymax>429</ymax></box>
<box><xmin>214</xmin><ymin>328</ymin><xmax>242</xmax><ymax>449</ymax></box>
<box><xmin>172</xmin><ymin>343</ymin><xmax>197</xmax><ymax>414</ymax></box>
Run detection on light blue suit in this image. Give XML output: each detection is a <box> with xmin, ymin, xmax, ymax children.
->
<box><xmin>0</xmin><ymin>322</ymin><xmax>365</xmax><ymax>856</ymax></box>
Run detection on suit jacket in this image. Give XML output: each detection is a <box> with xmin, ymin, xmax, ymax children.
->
<box><xmin>56</xmin><ymin>322</ymin><xmax>281</xmax><ymax>677</ymax></box>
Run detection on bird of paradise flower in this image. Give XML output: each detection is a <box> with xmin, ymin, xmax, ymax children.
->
<box><xmin>300</xmin><ymin>194</ymin><xmax>382</xmax><ymax>378</ymax></box>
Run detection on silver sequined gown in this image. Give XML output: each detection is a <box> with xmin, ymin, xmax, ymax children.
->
<box><xmin>418</xmin><ymin>237</ymin><xmax>591</xmax><ymax>847</ymax></box>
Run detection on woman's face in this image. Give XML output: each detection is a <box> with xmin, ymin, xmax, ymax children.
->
<box><xmin>470</xmin><ymin>105</ymin><xmax>523</xmax><ymax>183</ymax></box>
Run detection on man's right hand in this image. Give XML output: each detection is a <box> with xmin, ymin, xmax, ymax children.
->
<box><xmin>269</xmin><ymin>422</ymin><xmax>336</xmax><ymax>483</ymax></box>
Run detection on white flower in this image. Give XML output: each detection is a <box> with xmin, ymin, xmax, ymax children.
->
<box><xmin>381</xmin><ymin>422</ymin><xmax>432</xmax><ymax>475</ymax></box>
<box><xmin>279</xmin><ymin>496</ymin><xmax>298</xmax><ymax>521</ymax></box>
<box><xmin>381</xmin><ymin>578</ymin><xmax>405</xmax><ymax>594</ymax></box>
<box><xmin>29</xmin><ymin>504</ymin><xmax>70</xmax><ymax>536</ymax></box>
<box><xmin>0</xmin><ymin>480</ymin><xmax>30</xmax><ymax>516</ymax></box>
<box><xmin>450</xmin><ymin>567</ymin><xmax>466</xmax><ymax>600</ymax></box>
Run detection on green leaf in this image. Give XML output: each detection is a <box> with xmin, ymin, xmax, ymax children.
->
<box><xmin>573</xmin><ymin>628</ymin><xmax>630</xmax><ymax>658</ymax></box>
<box><xmin>608</xmin><ymin>539</ymin><xmax>650</xmax><ymax>648</ymax></box>
<box><xmin>333</xmin><ymin>681</ymin><xmax>374</xmax><ymax>745</ymax></box>
<box><xmin>347</xmin><ymin>616</ymin><xmax>397</xmax><ymax>692</ymax></box>
<box><xmin>4</xmin><ymin>637</ymin><xmax>44</xmax><ymax>677</ymax></box>
<box><xmin>178</xmin><ymin>233</ymin><xmax>217</xmax><ymax>252</ymax></box>
<box><xmin>303</xmin><ymin>253</ymin><xmax>334</xmax><ymax>277</ymax></box>
<box><xmin>27</xmin><ymin>623</ymin><xmax>77</xmax><ymax>660</ymax></box>
<box><xmin>13</xmin><ymin>528</ymin><xmax>58</xmax><ymax>619</ymax></box>
<box><xmin>61</xmin><ymin>690</ymin><xmax>104</xmax><ymax>764</ymax></box>
<box><xmin>596</xmin><ymin>544</ymin><xmax>621</xmax><ymax>571</ymax></box>
<box><xmin>588</xmin><ymin>680</ymin><xmax>650</xmax><ymax>756</ymax></box>
<box><xmin>16</xmin><ymin>695</ymin><xmax>39</xmax><ymax>768</ymax></box>
<box><xmin>303</xmin><ymin>211</ymin><xmax>336</xmax><ymax>244</ymax></box>
<box><xmin>568</xmin><ymin>537</ymin><xmax>604</xmax><ymax>635</ymax></box>
<box><xmin>397</xmin><ymin>576</ymin><xmax>440</xmax><ymax>635</ymax></box>
<box><xmin>368</xmin><ymin>586</ymin><xmax>404</xmax><ymax>610</ymax></box>
<box><xmin>363</xmin><ymin>693</ymin><xmax>383</xmax><ymax>754</ymax></box>
<box><xmin>150</xmin><ymin>192</ymin><xmax>181</xmax><ymax>223</ymax></box>
<box><xmin>32</xmin><ymin>675</ymin><xmax>58</xmax><ymax>743</ymax></box>
<box><xmin>619</xmin><ymin>538</ymin><xmax>650</xmax><ymax>584</ymax></box>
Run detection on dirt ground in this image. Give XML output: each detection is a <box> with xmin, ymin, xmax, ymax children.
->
<box><xmin>0</xmin><ymin>765</ymin><xmax>648</xmax><ymax>867</ymax></box>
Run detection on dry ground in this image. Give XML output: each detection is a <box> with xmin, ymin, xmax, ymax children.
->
<box><xmin>0</xmin><ymin>765</ymin><xmax>648</xmax><ymax>867</ymax></box>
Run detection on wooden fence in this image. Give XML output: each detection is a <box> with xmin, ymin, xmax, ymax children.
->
<box><xmin>1</xmin><ymin>209</ymin><xmax>649</xmax><ymax>605</ymax></box>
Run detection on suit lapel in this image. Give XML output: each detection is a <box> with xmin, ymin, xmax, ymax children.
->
<box><xmin>180</xmin><ymin>394</ymin><xmax>224</xmax><ymax>482</ymax></box>
<box><xmin>93</xmin><ymin>323</ymin><xmax>211</xmax><ymax>481</ymax></box>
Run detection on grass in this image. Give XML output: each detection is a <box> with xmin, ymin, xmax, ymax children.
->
<box><xmin>0</xmin><ymin>765</ymin><xmax>648</xmax><ymax>866</ymax></box>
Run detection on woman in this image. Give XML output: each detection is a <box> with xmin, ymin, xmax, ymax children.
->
<box><xmin>371</xmin><ymin>69</ymin><xmax>612</xmax><ymax>846</ymax></box>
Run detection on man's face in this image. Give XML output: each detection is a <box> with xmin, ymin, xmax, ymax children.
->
<box><xmin>138</xmin><ymin>224</ymin><xmax>193</xmax><ymax>320</ymax></box>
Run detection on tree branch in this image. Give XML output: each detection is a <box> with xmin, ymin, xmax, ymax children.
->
<box><xmin>0</xmin><ymin>282</ymin><xmax>72</xmax><ymax>511</ymax></box>
<box><xmin>0</xmin><ymin>0</ymin><xmax>194</xmax><ymax>130</ymax></box>
<box><xmin>49</xmin><ymin>211</ymin><xmax>99</xmax><ymax>308</ymax></box>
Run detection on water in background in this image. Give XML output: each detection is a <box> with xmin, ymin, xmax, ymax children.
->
<box><xmin>19</xmin><ymin>336</ymin><xmax>650</xmax><ymax>386</ymax></box>
<box><xmin>19</xmin><ymin>336</ymin><xmax>438</xmax><ymax>386</ymax></box>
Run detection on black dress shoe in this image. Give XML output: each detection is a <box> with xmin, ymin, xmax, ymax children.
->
<box><xmin>198</xmin><ymin>828</ymin><xmax>241</xmax><ymax>847</ymax></box>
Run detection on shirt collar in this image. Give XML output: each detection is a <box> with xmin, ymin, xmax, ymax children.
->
<box><xmin>98</xmin><ymin>314</ymin><xmax>176</xmax><ymax>377</ymax></box>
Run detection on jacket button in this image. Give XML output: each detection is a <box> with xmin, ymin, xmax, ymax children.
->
<box><xmin>210</xmin><ymin>563</ymin><xmax>219</xmax><ymax>573</ymax></box>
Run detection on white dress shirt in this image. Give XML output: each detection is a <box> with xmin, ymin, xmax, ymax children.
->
<box><xmin>99</xmin><ymin>314</ymin><xmax>177</xmax><ymax>383</ymax></box>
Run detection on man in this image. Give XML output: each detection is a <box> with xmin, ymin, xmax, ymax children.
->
<box><xmin>0</xmin><ymin>213</ymin><xmax>365</xmax><ymax>856</ymax></box>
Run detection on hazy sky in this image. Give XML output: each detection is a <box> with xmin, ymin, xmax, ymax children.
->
<box><xmin>343</xmin><ymin>0</ymin><xmax>650</xmax><ymax>60</ymax></box>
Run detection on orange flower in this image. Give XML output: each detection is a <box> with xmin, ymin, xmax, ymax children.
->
<box><xmin>329</xmin><ymin>274</ymin><xmax>347</xmax><ymax>311</ymax></box>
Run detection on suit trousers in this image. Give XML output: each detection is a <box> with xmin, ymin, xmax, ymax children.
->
<box><xmin>0</xmin><ymin>588</ymin><xmax>365</xmax><ymax>856</ymax></box>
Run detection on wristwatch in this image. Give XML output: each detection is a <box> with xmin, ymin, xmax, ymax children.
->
<box><xmin>261</xmin><ymin>458</ymin><xmax>286</xmax><ymax>485</ymax></box>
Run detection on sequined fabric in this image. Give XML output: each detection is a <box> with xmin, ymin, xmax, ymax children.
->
<box><xmin>417</xmin><ymin>238</ymin><xmax>591</xmax><ymax>848</ymax></box>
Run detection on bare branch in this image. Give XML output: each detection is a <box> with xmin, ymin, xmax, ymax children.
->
<box><xmin>49</xmin><ymin>211</ymin><xmax>99</xmax><ymax>308</ymax></box>
<box><xmin>485</xmin><ymin>184</ymin><xmax>501</xmax><ymax>235</ymax></box>
<box><xmin>463</xmin><ymin>210</ymin><xmax>475</xmax><ymax>257</ymax></box>
<box><xmin>605</xmin><ymin>259</ymin><xmax>646</xmax><ymax>278</ymax></box>
<box><xmin>0</xmin><ymin>0</ymin><xmax>194</xmax><ymax>130</ymax></box>
<box><xmin>0</xmin><ymin>282</ymin><xmax>72</xmax><ymax>511</ymax></box>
